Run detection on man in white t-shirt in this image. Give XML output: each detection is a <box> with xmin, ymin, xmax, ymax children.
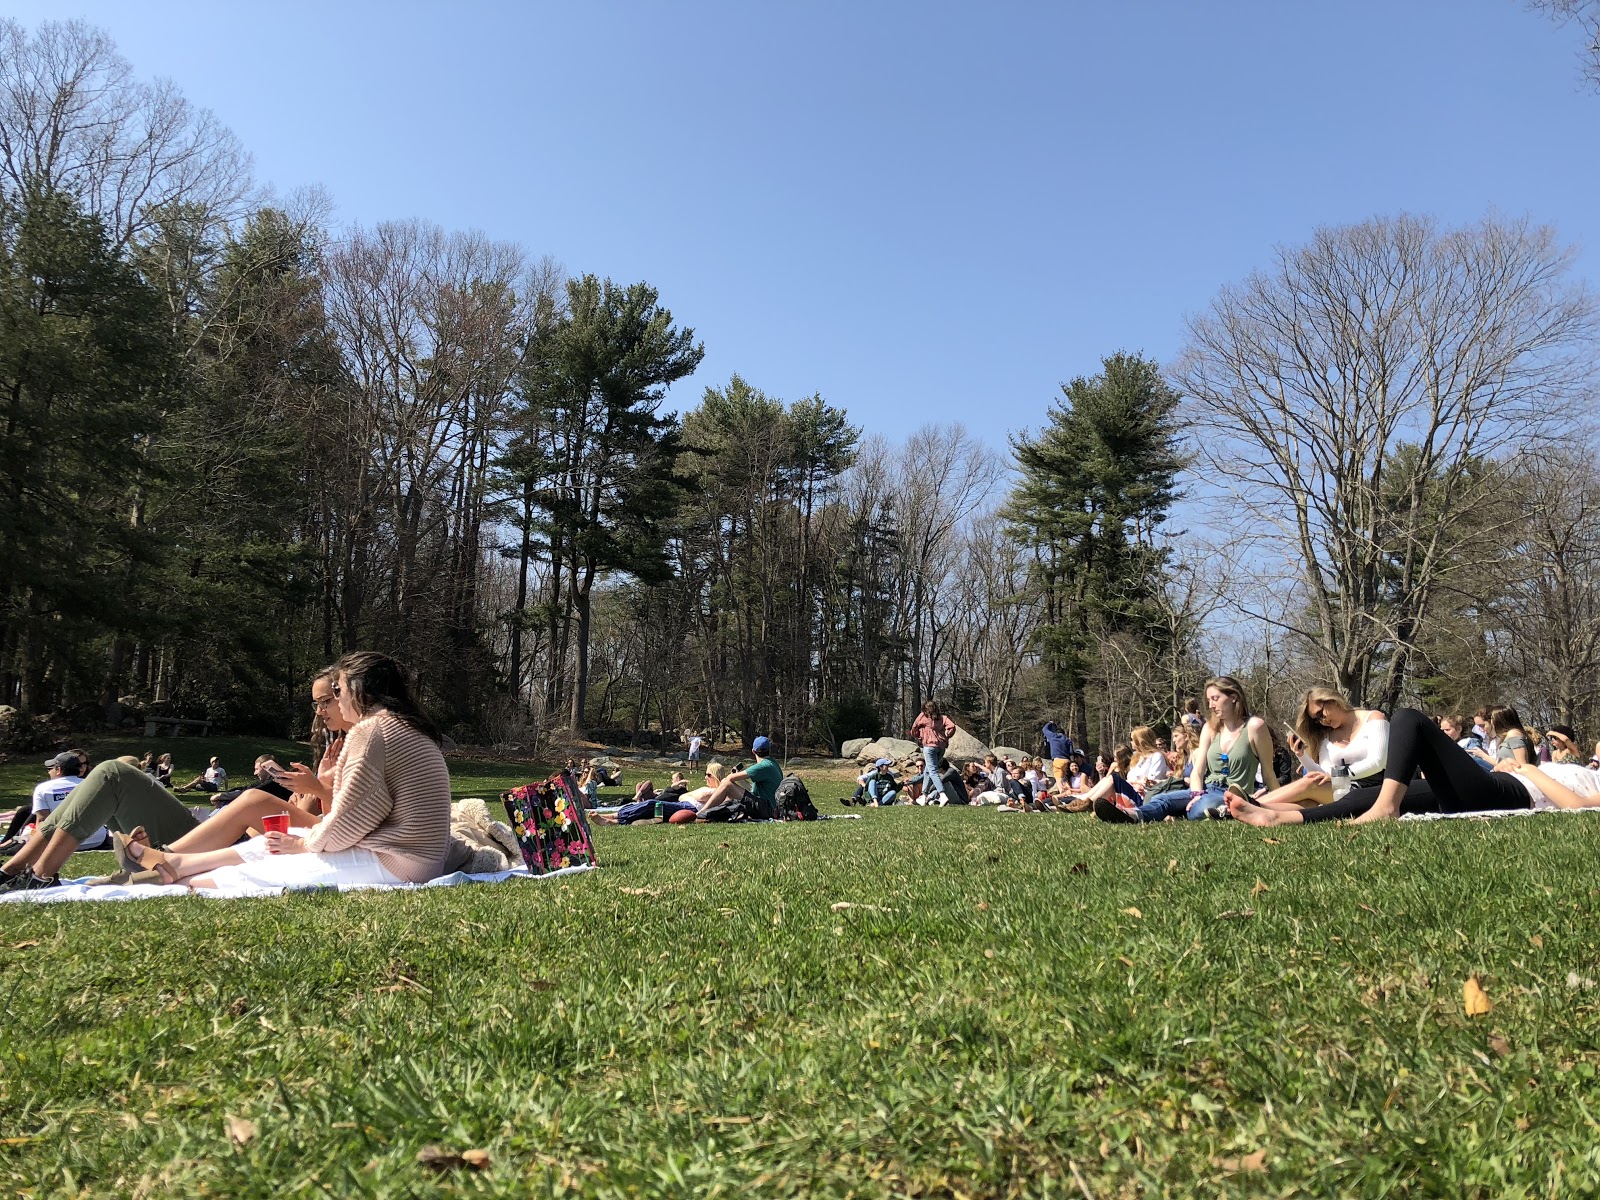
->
<box><xmin>687</xmin><ymin>734</ymin><xmax>703</xmax><ymax>768</ymax></box>
<box><xmin>31</xmin><ymin>751</ymin><xmax>108</xmax><ymax>850</ymax></box>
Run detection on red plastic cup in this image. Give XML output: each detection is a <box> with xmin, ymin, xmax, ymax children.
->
<box><xmin>261</xmin><ymin>813</ymin><xmax>291</xmax><ymax>837</ymax></box>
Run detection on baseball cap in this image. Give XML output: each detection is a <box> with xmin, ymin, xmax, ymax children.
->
<box><xmin>44</xmin><ymin>751</ymin><xmax>81</xmax><ymax>773</ymax></box>
<box><xmin>752</xmin><ymin>736</ymin><xmax>773</xmax><ymax>755</ymax></box>
<box><xmin>875</xmin><ymin>757</ymin><xmax>893</xmax><ymax>767</ymax></box>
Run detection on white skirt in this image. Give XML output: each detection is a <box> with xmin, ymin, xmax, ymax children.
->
<box><xmin>203</xmin><ymin>839</ymin><xmax>404</xmax><ymax>889</ymax></box>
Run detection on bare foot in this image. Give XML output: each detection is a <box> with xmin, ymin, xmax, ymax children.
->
<box><xmin>1227</xmin><ymin>797</ymin><xmax>1299</xmax><ymax>827</ymax></box>
<box><xmin>1350</xmin><ymin>802</ymin><xmax>1399</xmax><ymax>825</ymax></box>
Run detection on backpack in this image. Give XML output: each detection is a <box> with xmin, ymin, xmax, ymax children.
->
<box><xmin>775</xmin><ymin>774</ymin><xmax>819</xmax><ymax>821</ymax></box>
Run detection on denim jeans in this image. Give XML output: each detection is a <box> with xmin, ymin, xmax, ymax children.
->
<box><xmin>1132</xmin><ymin>786</ymin><xmax>1227</xmax><ymax>822</ymax></box>
<box><xmin>615</xmin><ymin>798</ymin><xmax>699</xmax><ymax>825</ymax></box>
<box><xmin>921</xmin><ymin>747</ymin><xmax>944</xmax><ymax>800</ymax></box>
<box><xmin>867</xmin><ymin>779</ymin><xmax>899</xmax><ymax>805</ymax></box>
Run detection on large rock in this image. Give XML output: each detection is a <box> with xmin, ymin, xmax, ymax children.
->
<box><xmin>840</xmin><ymin>736</ymin><xmax>873</xmax><ymax>760</ymax></box>
<box><xmin>857</xmin><ymin>736</ymin><xmax>918</xmax><ymax>763</ymax></box>
<box><xmin>991</xmin><ymin>745</ymin><xmax>1029</xmax><ymax>763</ymax></box>
<box><xmin>946</xmin><ymin>726</ymin><xmax>988</xmax><ymax>763</ymax></box>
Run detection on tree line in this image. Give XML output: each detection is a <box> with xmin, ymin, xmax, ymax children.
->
<box><xmin>2</xmin><ymin>18</ymin><xmax>1598</xmax><ymax>755</ymax></box>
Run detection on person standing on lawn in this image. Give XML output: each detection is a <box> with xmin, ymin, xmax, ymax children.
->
<box><xmin>1042</xmin><ymin>721</ymin><xmax>1076</xmax><ymax>785</ymax></box>
<box><xmin>909</xmin><ymin>701</ymin><xmax>957</xmax><ymax>806</ymax></box>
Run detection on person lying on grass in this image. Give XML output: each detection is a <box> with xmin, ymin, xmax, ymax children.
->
<box><xmin>1244</xmin><ymin>687</ymin><xmax>1388</xmax><ymax>813</ymax></box>
<box><xmin>693</xmin><ymin>737</ymin><xmax>783</xmax><ymax>820</ymax></box>
<box><xmin>101</xmin><ymin>672</ymin><xmax>352</xmax><ymax>881</ymax></box>
<box><xmin>119</xmin><ymin>651</ymin><xmax>457</xmax><ymax>889</ymax></box>
<box><xmin>1226</xmin><ymin>708</ymin><xmax>1565</xmax><ymax>828</ymax></box>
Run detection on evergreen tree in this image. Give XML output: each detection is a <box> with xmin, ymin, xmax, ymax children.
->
<box><xmin>1003</xmin><ymin>352</ymin><xmax>1184</xmax><ymax>736</ymax></box>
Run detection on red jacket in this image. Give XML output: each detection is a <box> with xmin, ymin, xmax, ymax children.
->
<box><xmin>910</xmin><ymin>713</ymin><xmax>956</xmax><ymax>751</ymax></box>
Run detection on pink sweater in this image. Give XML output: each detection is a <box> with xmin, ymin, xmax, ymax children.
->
<box><xmin>302</xmin><ymin>711</ymin><xmax>452</xmax><ymax>882</ymax></box>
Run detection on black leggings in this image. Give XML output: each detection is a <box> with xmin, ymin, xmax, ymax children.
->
<box><xmin>1300</xmin><ymin>709</ymin><xmax>1528</xmax><ymax>823</ymax></box>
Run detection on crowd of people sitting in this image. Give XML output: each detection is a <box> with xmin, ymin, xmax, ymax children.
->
<box><xmin>835</xmin><ymin>680</ymin><xmax>1600</xmax><ymax>828</ymax></box>
<box><xmin>6</xmin><ymin>665</ymin><xmax>1599</xmax><ymax>894</ymax></box>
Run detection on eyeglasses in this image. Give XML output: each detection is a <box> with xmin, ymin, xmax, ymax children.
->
<box><xmin>312</xmin><ymin>696</ymin><xmax>335</xmax><ymax>710</ymax></box>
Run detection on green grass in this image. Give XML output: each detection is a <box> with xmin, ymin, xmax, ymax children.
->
<box><xmin>4</xmin><ymin>758</ymin><xmax>1600</xmax><ymax>1197</ymax></box>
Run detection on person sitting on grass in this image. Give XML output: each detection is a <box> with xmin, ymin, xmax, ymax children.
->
<box><xmin>105</xmin><ymin>673</ymin><xmax>353</xmax><ymax>877</ymax></box>
<box><xmin>1546</xmin><ymin>725</ymin><xmax>1585</xmax><ymax>765</ymax></box>
<box><xmin>154</xmin><ymin>753</ymin><xmax>173</xmax><ymax>787</ymax></box>
<box><xmin>0</xmin><ymin>752</ymin><xmax>209</xmax><ymax>892</ymax></box>
<box><xmin>844</xmin><ymin>758</ymin><xmax>900</xmax><ymax>807</ymax></box>
<box><xmin>1097</xmin><ymin>676</ymin><xmax>1279</xmax><ymax>823</ymax></box>
<box><xmin>175</xmin><ymin>757</ymin><xmax>227</xmax><ymax>794</ymax></box>
<box><xmin>1126</xmin><ymin>726</ymin><xmax>1171</xmax><ymax>794</ymax></box>
<box><xmin>0</xmin><ymin>751</ymin><xmax>107</xmax><ymax>858</ymax></box>
<box><xmin>1470</xmin><ymin>706</ymin><xmax>1535</xmax><ymax>768</ymax></box>
<box><xmin>1246</xmin><ymin>687</ymin><xmax>1388</xmax><ymax>812</ymax></box>
<box><xmin>692</xmin><ymin>737</ymin><xmax>783</xmax><ymax>821</ymax></box>
<box><xmin>118</xmin><ymin>651</ymin><xmax>455</xmax><ymax>889</ymax></box>
<box><xmin>1227</xmin><ymin>708</ymin><xmax>1544</xmax><ymax>827</ymax></box>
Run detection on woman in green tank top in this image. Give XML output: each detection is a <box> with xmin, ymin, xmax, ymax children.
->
<box><xmin>1184</xmin><ymin>675</ymin><xmax>1278</xmax><ymax>818</ymax></box>
<box><xmin>1094</xmin><ymin>675</ymin><xmax>1280</xmax><ymax>824</ymax></box>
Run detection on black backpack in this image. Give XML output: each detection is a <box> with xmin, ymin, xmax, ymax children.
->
<box><xmin>775</xmin><ymin>774</ymin><xmax>819</xmax><ymax>821</ymax></box>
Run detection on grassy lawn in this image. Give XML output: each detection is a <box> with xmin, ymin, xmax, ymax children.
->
<box><xmin>3</xmin><ymin>753</ymin><xmax>1600</xmax><ymax>1197</ymax></box>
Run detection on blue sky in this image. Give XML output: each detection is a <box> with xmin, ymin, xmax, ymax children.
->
<box><xmin>12</xmin><ymin>1</ymin><xmax>1599</xmax><ymax>451</ymax></box>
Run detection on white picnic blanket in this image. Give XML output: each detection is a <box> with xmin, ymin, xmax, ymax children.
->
<box><xmin>0</xmin><ymin>863</ymin><xmax>596</xmax><ymax>904</ymax></box>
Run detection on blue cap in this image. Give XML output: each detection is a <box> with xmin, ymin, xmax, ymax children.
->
<box><xmin>752</xmin><ymin>736</ymin><xmax>773</xmax><ymax>755</ymax></box>
<box><xmin>875</xmin><ymin>757</ymin><xmax>893</xmax><ymax>767</ymax></box>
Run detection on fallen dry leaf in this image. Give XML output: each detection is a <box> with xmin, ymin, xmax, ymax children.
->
<box><xmin>1261</xmin><ymin>837</ymin><xmax>1282</xmax><ymax>845</ymax></box>
<box><xmin>983</xmin><ymin>949</ymin><xmax>995</xmax><ymax>959</ymax></box>
<box><xmin>1250</xmin><ymin>878</ymin><xmax>1270</xmax><ymax>898</ymax></box>
<box><xmin>1121</xmin><ymin>906</ymin><xmax>1143</xmax><ymax>919</ymax></box>
<box><xmin>225</xmin><ymin>1116</ymin><xmax>257</xmax><ymax>1147</ymax></box>
<box><xmin>0</xmin><ymin>1137</ymin><xmax>34</xmax><ymax>1146</ymax></box>
<box><xmin>1358</xmin><ymin>903</ymin><xmax>1377</xmax><ymax>913</ymax></box>
<box><xmin>1117</xmin><ymin>955</ymin><xmax>1135</xmax><ymax>968</ymax></box>
<box><xmin>717</xmin><ymin>841</ymin><xmax>731</xmax><ymax>849</ymax></box>
<box><xmin>975</xmin><ymin>900</ymin><xmax>990</xmax><ymax>910</ymax></box>
<box><xmin>416</xmin><ymin>1145</ymin><xmax>488</xmax><ymax>1172</ymax></box>
<box><xmin>1488</xmin><ymin>1035</ymin><xmax>1512</xmax><ymax>1058</ymax></box>
<box><xmin>1167</xmin><ymin>858</ymin><xmax>1178</xmax><ymax>872</ymax></box>
<box><xmin>703</xmin><ymin>1116</ymin><xmax>753</xmax><ymax>1125</ymax></box>
<box><xmin>1215</xmin><ymin>908</ymin><xmax>1256</xmax><ymax>920</ymax></box>
<box><xmin>1069</xmin><ymin>862</ymin><xmax>1089</xmax><ymax>875</ymax></box>
<box><xmin>10</xmin><ymin>940</ymin><xmax>39</xmax><ymax>950</ymax></box>
<box><xmin>1529</xmin><ymin>934</ymin><xmax>1545</xmax><ymax>949</ymax></box>
<box><xmin>1217</xmin><ymin>1150</ymin><xmax>1268</xmax><ymax>1173</ymax></box>
<box><xmin>620</xmin><ymin>887</ymin><xmax>659</xmax><ymax>897</ymax></box>
<box><xmin>1463</xmin><ymin>976</ymin><xmax>1493</xmax><ymax>1017</ymax></box>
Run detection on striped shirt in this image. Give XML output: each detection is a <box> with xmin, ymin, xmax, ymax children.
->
<box><xmin>303</xmin><ymin>710</ymin><xmax>452</xmax><ymax>883</ymax></box>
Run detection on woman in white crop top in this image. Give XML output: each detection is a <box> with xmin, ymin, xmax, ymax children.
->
<box><xmin>1248</xmin><ymin>686</ymin><xmax>1388</xmax><ymax>811</ymax></box>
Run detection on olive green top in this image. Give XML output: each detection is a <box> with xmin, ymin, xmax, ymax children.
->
<box><xmin>1204</xmin><ymin>724</ymin><xmax>1259</xmax><ymax>791</ymax></box>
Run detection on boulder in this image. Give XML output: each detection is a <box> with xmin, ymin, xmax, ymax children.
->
<box><xmin>856</xmin><ymin>736</ymin><xmax>918</xmax><ymax>763</ymax></box>
<box><xmin>990</xmin><ymin>745</ymin><xmax>1029</xmax><ymax>763</ymax></box>
<box><xmin>840</xmin><ymin>736</ymin><xmax>873</xmax><ymax>760</ymax></box>
<box><xmin>946</xmin><ymin>726</ymin><xmax>988</xmax><ymax>763</ymax></box>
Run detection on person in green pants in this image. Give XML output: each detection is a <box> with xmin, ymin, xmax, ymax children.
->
<box><xmin>0</xmin><ymin>759</ymin><xmax>201</xmax><ymax>892</ymax></box>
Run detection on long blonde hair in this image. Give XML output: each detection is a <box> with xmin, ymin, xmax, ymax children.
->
<box><xmin>1204</xmin><ymin>675</ymin><xmax>1251</xmax><ymax>733</ymax></box>
<box><xmin>1295</xmin><ymin>685</ymin><xmax>1356</xmax><ymax>762</ymax></box>
<box><xmin>1130</xmin><ymin>725</ymin><xmax>1159</xmax><ymax>755</ymax></box>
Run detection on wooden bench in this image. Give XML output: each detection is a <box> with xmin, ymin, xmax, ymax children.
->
<box><xmin>144</xmin><ymin>717</ymin><xmax>213</xmax><ymax>738</ymax></box>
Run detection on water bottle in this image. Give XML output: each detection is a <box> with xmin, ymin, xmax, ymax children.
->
<box><xmin>1331</xmin><ymin>762</ymin><xmax>1352</xmax><ymax>800</ymax></box>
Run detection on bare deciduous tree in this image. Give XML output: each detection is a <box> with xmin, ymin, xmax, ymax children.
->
<box><xmin>0</xmin><ymin>19</ymin><xmax>252</xmax><ymax>249</ymax></box>
<box><xmin>1176</xmin><ymin>212</ymin><xmax>1595</xmax><ymax>708</ymax></box>
<box><xmin>1530</xmin><ymin>1</ymin><xmax>1600</xmax><ymax>87</ymax></box>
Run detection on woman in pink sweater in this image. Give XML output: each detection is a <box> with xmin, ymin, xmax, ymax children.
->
<box><xmin>127</xmin><ymin>652</ymin><xmax>454</xmax><ymax>889</ymax></box>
